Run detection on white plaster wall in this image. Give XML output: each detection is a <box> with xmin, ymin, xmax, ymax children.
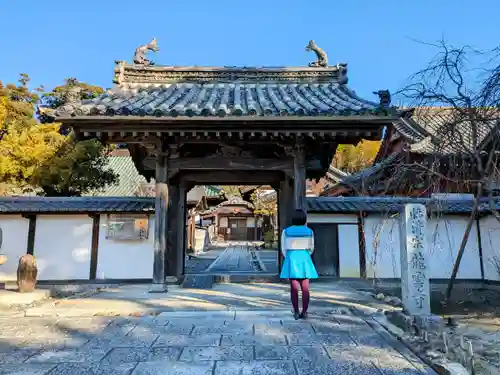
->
<box><xmin>34</xmin><ymin>215</ymin><xmax>93</xmax><ymax>281</ymax></box>
<box><xmin>478</xmin><ymin>215</ymin><xmax>500</xmax><ymax>281</ymax></box>
<box><xmin>427</xmin><ymin>217</ymin><xmax>481</xmax><ymax>279</ymax></box>
<box><xmin>364</xmin><ymin>216</ymin><xmax>401</xmax><ymax>278</ymax></box>
<box><xmin>96</xmin><ymin>215</ymin><xmax>154</xmax><ymax>280</ymax></box>
<box><xmin>307</xmin><ymin>214</ymin><xmax>358</xmax><ymax>224</ymax></box>
<box><xmin>246</xmin><ymin>217</ymin><xmax>255</xmax><ymax>228</ymax></box>
<box><xmin>0</xmin><ymin>215</ymin><xmax>29</xmax><ymax>281</ymax></box>
<box><xmin>338</xmin><ymin>224</ymin><xmax>360</xmax><ymax>277</ymax></box>
<box><xmin>364</xmin><ymin>215</ymin><xmax>482</xmax><ymax>280</ymax></box>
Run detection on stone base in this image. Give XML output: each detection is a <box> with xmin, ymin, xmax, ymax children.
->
<box><xmin>148</xmin><ymin>283</ymin><xmax>167</xmax><ymax>293</ymax></box>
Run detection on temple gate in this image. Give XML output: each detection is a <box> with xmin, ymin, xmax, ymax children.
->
<box><xmin>52</xmin><ymin>39</ymin><xmax>398</xmax><ymax>290</ymax></box>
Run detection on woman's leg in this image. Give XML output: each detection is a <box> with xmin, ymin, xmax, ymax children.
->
<box><xmin>290</xmin><ymin>279</ymin><xmax>300</xmax><ymax>313</ymax></box>
<box><xmin>300</xmin><ymin>279</ymin><xmax>310</xmax><ymax>313</ymax></box>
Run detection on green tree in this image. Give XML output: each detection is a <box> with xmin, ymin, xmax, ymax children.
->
<box><xmin>0</xmin><ymin>75</ymin><xmax>118</xmax><ymax>196</ymax></box>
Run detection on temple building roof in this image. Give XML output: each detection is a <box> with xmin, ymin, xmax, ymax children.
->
<box><xmin>52</xmin><ymin>39</ymin><xmax>396</xmax><ymax>121</ymax></box>
<box><xmin>54</xmin><ymin>65</ymin><xmax>382</xmax><ymax>119</ymax></box>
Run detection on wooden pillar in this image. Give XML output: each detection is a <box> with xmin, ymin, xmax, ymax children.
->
<box><xmin>151</xmin><ymin>153</ymin><xmax>168</xmax><ymax>292</ymax></box>
<box><xmin>293</xmin><ymin>146</ymin><xmax>306</xmax><ymax>211</ymax></box>
<box><xmin>165</xmin><ymin>184</ymin><xmax>182</xmax><ymax>283</ymax></box>
<box><xmin>278</xmin><ymin>178</ymin><xmax>293</xmax><ymax>271</ymax></box>
<box><xmin>177</xmin><ymin>184</ymin><xmax>187</xmax><ymax>280</ymax></box>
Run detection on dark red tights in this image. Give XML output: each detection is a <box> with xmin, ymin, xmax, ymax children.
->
<box><xmin>290</xmin><ymin>278</ymin><xmax>310</xmax><ymax>314</ymax></box>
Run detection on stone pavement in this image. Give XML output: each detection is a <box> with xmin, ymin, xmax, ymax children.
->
<box><xmin>0</xmin><ymin>310</ymin><xmax>435</xmax><ymax>374</ymax></box>
<box><xmin>205</xmin><ymin>245</ymin><xmax>255</xmax><ymax>272</ymax></box>
<box><xmin>0</xmin><ymin>282</ymin><xmax>437</xmax><ymax>374</ymax></box>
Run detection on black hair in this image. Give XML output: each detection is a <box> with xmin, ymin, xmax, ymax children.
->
<box><xmin>291</xmin><ymin>209</ymin><xmax>307</xmax><ymax>226</ymax></box>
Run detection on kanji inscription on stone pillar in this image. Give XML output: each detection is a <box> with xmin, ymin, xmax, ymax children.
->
<box><xmin>399</xmin><ymin>204</ymin><xmax>430</xmax><ymax>315</ymax></box>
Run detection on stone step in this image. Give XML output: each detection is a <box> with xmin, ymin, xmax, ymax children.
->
<box><xmin>181</xmin><ymin>275</ymin><xmax>215</xmax><ymax>289</ymax></box>
<box><xmin>214</xmin><ymin>274</ymin><xmax>280</xmax><ymax>284</ymax></box>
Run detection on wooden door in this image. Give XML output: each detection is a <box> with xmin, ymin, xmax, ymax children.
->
<box><xmin>309</xmin><ymin>223</ymin><xmax>339</xmax><ymax>277</ymax></box>
<box><xmin>228</xmin><ymin>218</ymin><xmax>247</xmax><ymax>241</ymax></box>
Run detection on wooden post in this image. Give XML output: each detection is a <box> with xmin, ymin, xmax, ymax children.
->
<box><xmin>151</xmin><ymin>152</ymin><xmax>168</xmax><ymax>292</ymax></box>
<box><xmin>177</xmin><ymin>184</ymin><xmax>187</xmax><ymax>281</ymax></box>
<box><xmin>166</xmin><ymin>184</ymin><xmax>180</xmax><ymax>284</ymax></box>
<box><xmin>293</xmin><ymin>145</ymin><xmax>306</xmax><ymax>211</ymax></box>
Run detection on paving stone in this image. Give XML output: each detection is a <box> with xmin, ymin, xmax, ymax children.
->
<box><xmin>132</xmin><ymin>360</ymin><xmax>214</xmax><ymax>375</ymax></box>
<box><xmin>49</xmin><ymin>362</ymin><xmax>136</xmax><ymax>375</ymax></box>
<box><xmin>84</xmin><ymin>335</ymin><xmax>159</xmax><ymax>348</ymax></box>
<box><xmin>180</xmin><ymin>346</ymin><xmax>253</xmax><ymax>361</ymax></box>
<box><xmin>191</xmin><ymin>322</ymin><xmax>251</xmax><ymax>335</ymax></box>
<box><xmin>9</xmin><ymin>337</ymin><xmax>90</xmax><ymax>350</ymax></box>
<box><xmin>255</xmin><ymin>321</ymin><xmax>314</xmax><ymax>335</ymax></box>
<box><xmin>0</xmin><ymin>348</ymin><xmax>41</xmax><ymax>364</ymax></box>
<box><xmin>214</xmin><ymin>360</ymin><xmax>296</xmax><ymax>375</ymax></box>
<box><xmin>372</xmin><ymin>354</ymin><xmax>427</xmax><ymax>375</ymax></box>
<box><xmin>255</xmin><ymin>345</ymin><xmax>329</xmax><ymax>361</ymax></box>
<box><xmin>163</xmin><ymin>322</ymin><xmax>195</xmax><ymax>335</ymax></box>
<box><xmin>295</xmin><ymin>358</ymin><xmax>382</xmax><ymax>375</ymax></box>
<box><xmin>286</xmin><ymin>332</ymin><xmax>356</xmax><ymax>346</ymax></box>
<box><xmin>0</xmin><ymin>363</ymin><xmax>57</xmax><ymax>375</ymax></box>
<box><xmin>101</xmin><ymin>347</ymin><xmax>182</xmax><ymax>364</ymax></box>
<box><xmin>26</xmin><ymin>348</ymin><xmax>110</xmax><ymax>363</ymax></box>
<box><xmin>221</xmin><ymin>333</ymin><xmax>286</xmax><ymax>346</ymax></box>
<box><xmin>349</xmin><ymin>331</ymin><xmax>392</xmax><ymax>348</ymax></box>
<box><xmin>154</xmin><ymin>334</ymin><xmax>221</xmax><ymax>347</ymax></box>
<box><xmin>126</xmin><ymin>325</ymin><xmax>172</xmax><ymax>336</ymax></box>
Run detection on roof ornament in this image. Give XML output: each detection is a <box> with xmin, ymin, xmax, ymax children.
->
<box><xmin>62</xmin><ymin>78</ymin><xmax>82</xmax><ymax>105</ymax></box>
<box><xmin>306</xmin><ymin>40</ymin><xmax>328</xmax><ymax>68</ymax></box>
<box><xmin>373</xmin><ymin>90</ymin><xmax>391</xmax><ymax>108</ymax></box>
<box><xmin>133</xmin><ymin>38</ymin><xmax>159</xmax><ymax>66</ymax></box>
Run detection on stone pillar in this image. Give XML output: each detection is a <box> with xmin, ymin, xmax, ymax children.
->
<box><xmin>151</xmin><ymin>153</ymin><xmax>168</xmax><ymax>293</ymax></box>
<box><xmin>399</xmin><ymin>204</ymin><xmax>430</xmax><ymax>315</ymax></box>
<box><xmin>293</xmin><ymin>147</ymin><xmax>306</xmax><ymax>211</ymax></box>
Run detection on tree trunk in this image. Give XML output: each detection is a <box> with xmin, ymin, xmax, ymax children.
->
<box><xmin>445</xmin><ymin>184</ymin><xmax>483</xmax><ymax>301</ymax></box>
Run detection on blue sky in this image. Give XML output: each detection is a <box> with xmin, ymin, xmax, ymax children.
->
<box><xmin>1</xmin><ymin>0</ymin><xmax>499</xmax><ymax>101</ymax></box>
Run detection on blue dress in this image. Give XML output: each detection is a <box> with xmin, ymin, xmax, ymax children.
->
<box><xmin>279</xmin><ymin>225</ymin><xmax>319</xmax><ymax>279</ymax></box>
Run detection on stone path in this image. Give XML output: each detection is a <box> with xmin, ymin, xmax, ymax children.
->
<box><xmin>206</xmin><ymin>245</ymin><xmax>255</xmax><ymax>273</ymax></box>
<box><xmin>0</xmin><ymin>310</ymin><xmax>435</xmax><ymax>374</ymax></box>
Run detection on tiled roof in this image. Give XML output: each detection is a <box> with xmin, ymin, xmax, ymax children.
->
<box><xmin>306</xmin><ymin>196</ymin><xmax>499</xmax><ymax>214</ymax></box>
<box><xmin>393</xmin><ymin>108</ymin><xmax>498</xmax><ymax>154</ymax></box>
<box><xmin>88</xmin><ymin>154</ymin><xmax>222</xmax><ymax>201</ymax></box>
<box><xmin>0</xmin><ymin>196</ymin><xmax>495</xmax><ymax>215</ymax></box>
<box><xmin>87</xmin><ymin>155</ymin><xmax>146</xmax><ymax>197</ymax></box>
<box><xmin>321</xmin><ymin>153</ymin><xmax>403</xmax><ymax>196</ymax></box>
<box><xmin>55</xmin><ymin>82</ymin><xmax>379</xmax><ymax>119</ymax></box>
<box><xmin>0</xmin><ymin>197</ymin><xmax>154</xmax><ymax>213</ymax></box>
<box><xmin>52</xmin><ymin>65</ymin><xmax>388</xmax><ymax>119</ymax></box>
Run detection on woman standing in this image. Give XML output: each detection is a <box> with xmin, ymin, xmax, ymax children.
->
<box><xmin>279</xmin><ymin>209</ymin><xmax>319</xmax><ymax>319</ymax></box>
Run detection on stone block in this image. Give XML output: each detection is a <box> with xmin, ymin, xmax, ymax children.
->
<box><xmin>214</xmin><ymin>360</ymin><xmax>296</xmax><ymax>375</ymax></box>
<box><xmin>17</xmin><ymin>254</ymin><xmax>38</xmax><ymax>293</ymax></box>
<box><xmin>255</xmin><ymin>345</ymin><xmax>330</xmax><ymax>362</ymax></box>
<box><xmin>132</xmin><ymin>360</ymin><xmax>214</xmax><ymax>375</ymax></box>
<box><xmin>26</xmin><ymin>348</ymin><xmax>110</xmax><ymax>363</ymax></box>
<box><xmin>154</xmin><ymin>334</ymin><xmax>221</xmax><ymax>347</ymax></box>
<box><xmin>179</xmin><ymin>346</ymin><xmax>253</xmax><ymax>361</ymax></box>
<box><xmin>47</xmin><ymin>362</ymin><xmax>136</xmax><ymax>375</ymax></box>
<box><xmin>101</xmin><ymin>347</ymin><xmax>182</xmax><ymax>364</ymax></box>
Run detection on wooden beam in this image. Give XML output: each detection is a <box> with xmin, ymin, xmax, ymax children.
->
<box><xmin>293</xmin><ymin>146</ymin><xmax>306</xmax><ymax>210</ymax></box>
<box><xmin>152</xmin><ymin>152</ymin><xmax>168</xmax><ymax>291</ymax></box>
<box><xmin>178</xmin><ymin>170</ymin><xmax>285</xmax><ymax>185</ymax></box>
<box><xmin>144</xmin><ymin>158</ymin><xmax>324</xmax><ymax>172</ymax></box>
<box><xmin>169</xmin><ymin>157</ymin><xmax>293</xmax><ymax>171</ymax></box>
<box><xmin>23</xmin><ymin>215</ymin><xmax>36</xmax><ymax>255</ymax></box>
<box><xmin>358</xmin><ymin>214</ymin><xmax>367</xmax><ymax>279</ymax></box>
<box><xmin>89</xmin><ymin>214</ymin><xmax>100</xmax><ymax>280</ymax></box>
<box><xmin>166</xmin><ymin>184</ymin><xmax>181</xmax><ymax>282</ymax></box>
<box><xmin>476</xmin><ymin>218</ymin><xmax>485</xmax><ymax>281</ymax></box>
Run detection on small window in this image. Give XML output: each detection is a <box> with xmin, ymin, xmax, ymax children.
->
<box><xmin>106</xmin><ymin>214</ymin><xmax>150</xmax><ymax>240</ymax></box>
